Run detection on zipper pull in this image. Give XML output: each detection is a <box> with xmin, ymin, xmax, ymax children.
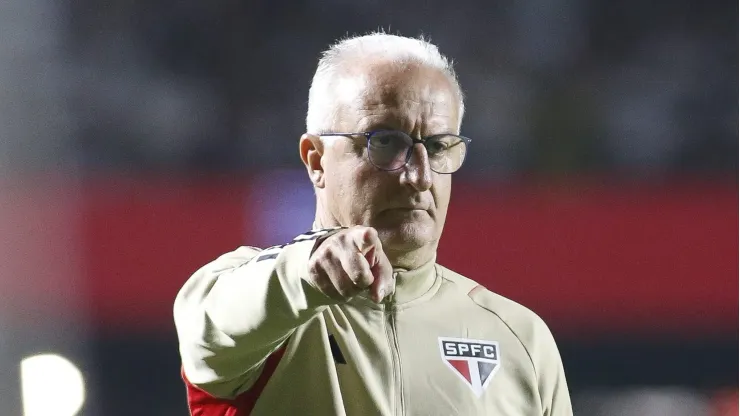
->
<box><xmin>383</xmin><ymin>291</ymin><xmax>396</xmax><ymax>307</ymax></box>
<box><xmin>382</xmin><ymin>271</ymin><xmax>399</xmax><ymax>309</ymax></box>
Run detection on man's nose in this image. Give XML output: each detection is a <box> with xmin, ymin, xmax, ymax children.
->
<box><xmin>400</xmin><ymin>143</ymin><xmax>433</xmax><ymax>191</ymax></box>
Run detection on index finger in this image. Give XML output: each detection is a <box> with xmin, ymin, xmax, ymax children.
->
<box><xmin>368</xmin><ymin>245</ymin><xmax>394</xmax><ymax>303</ymax></box>
<box><xmin>351</xmin><ymin>227</ymin><xmax>381</xmax><ymax>255</ymax></box>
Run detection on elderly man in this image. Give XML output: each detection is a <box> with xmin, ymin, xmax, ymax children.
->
<box><xmin>174</xmin><ymin>33</ymin><xmax>572</xmax><ymax>415</ymax></box>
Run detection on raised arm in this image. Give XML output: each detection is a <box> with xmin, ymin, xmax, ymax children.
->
<box><xmin>174</xmin><ymin>226</ymin><xmax>394</xmax><ymax>398</ymax></box>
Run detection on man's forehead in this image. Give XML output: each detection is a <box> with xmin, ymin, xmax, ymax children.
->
<box><xmin>324</xmin><ymin>59</ymin><xmax>460</xmax><ymax>132</ymax></box>
<box><xmin>334</xmin><ymin>59</ymin><xmax>452</xmax><ymax>98</ymax></box>
<box><xmin>357</xmin><ymin>84</ymin><xmax>455</xmax><ymax>112</ymax></box>
<box><xmin>342</xmin><ymin>69</ymin><xmax>455</xmax><ymax>109</ymax></box>
<box><xmin>367</xmin><ymin>62</ymin><xmax>452</xmax><ymax>98</ymax></box>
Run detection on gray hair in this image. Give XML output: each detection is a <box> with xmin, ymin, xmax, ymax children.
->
<box><xmin>306</xmin><ymin>32</ymin><xmax>465</xmax><ymax>134</ymax></box>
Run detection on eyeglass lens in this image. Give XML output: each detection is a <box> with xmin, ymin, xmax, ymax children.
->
<box><xmin>367</xmin><ymin>131</ymin><xmax>467</xmax><ymax>173</ymax></box>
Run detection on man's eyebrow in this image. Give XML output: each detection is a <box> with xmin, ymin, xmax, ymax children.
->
<box><xmin>365</xmin><ymin>123</ymin><xmax>398</xmax><ymax>131</ymax></box>
<box><xmin>354</xmin><ymin>116</ymin><xmax>401</xmax><ymax>132</ymax></box>
<box><xmin>357</xmin><ymin>115</ymin><xmax>408</xmax><ymax>132</ymax></box>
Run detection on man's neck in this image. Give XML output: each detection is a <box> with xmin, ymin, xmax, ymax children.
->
<box><xmin>313</xmin><ymin>208</ymin><xmax>339</xmax><ymax>230</ymax></box>
<box><xmin>385</xmin><ymin>247</ymin><xmax>435</xmax><ymax>271</ymax></box>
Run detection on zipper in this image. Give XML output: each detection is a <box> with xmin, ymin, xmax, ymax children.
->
<box><xmin>384</xmin><ymin>291</ymin><xmax>405</xmax><ymax>416</ymax></box>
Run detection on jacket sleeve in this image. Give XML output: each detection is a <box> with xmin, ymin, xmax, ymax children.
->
<box><xmin>534</xmin><ymin>319</ymin><xmax>573</xmax><ymax>416</ymax></box>
<box><xmin>173</xmin><ymin>228</ymin><xmax>342</xmax><ymax>398</ymax></box>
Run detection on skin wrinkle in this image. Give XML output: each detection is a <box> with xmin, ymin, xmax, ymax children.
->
<box><xmin>302</xmin><ymin>59</ymin><xmax>461</xmax><ymax>270</ymax></box>
<box><xmin>357</xmin><ymin>103</ymin><xmax>452</xmax><ymax>139</ymax></box>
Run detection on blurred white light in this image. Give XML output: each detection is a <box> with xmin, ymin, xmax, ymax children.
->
<box><xmin>21</xmin><ymin>354</ymin><xmax>85</xmax><ymax>416</ymax></box>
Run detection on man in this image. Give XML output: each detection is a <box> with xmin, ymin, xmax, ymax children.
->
<box><xmin>174</xmin><ymin>32</ymin><xmax>572</xmax><ymax>415</ymax></box>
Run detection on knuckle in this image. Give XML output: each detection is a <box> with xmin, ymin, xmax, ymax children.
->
<box><xmin>336</xmin><ymin>285</ymin><xmax>356</xmax><ymax>299</ymax></box>
<box><xmin>308</xmin><ymin>264</ymin><xmax>328</xmax><ymax>286</ymax></box>
<box><xmin>351</xmin><ymin>226</ymin><xmax>377</xmax><ymax>247</ymax></box>
<box><xmin>362</xmin><ymin>226</ymin><xmax>377</xmax><ymax>240</ymax></box>
<box><xmin>348</xmin><ymin>270</ymin><xmax>361</xmax><ymax>283</ymax></box>
<box><xmin>362</xmin><ymin>227</ymin><xmax>378</xmax><ymax>238</ymax></box>
<box><xmin>320</xmin><ymin>247</ymin><xmax>339</xmax><ymax>263</ymax></box>
<box><xmin>351</xmin><ymin>271</ymin><xmax>371</xmax><ymax>287</ymax></box>
<box><xmin>332</xmin><ymin>232</ymin><xmax>350</xmax><ymax>247</ymax></box>
<box><xmin>308</xmin><ymin>260</ymin><xmax>319</xmax><ymax>275</ymax></box>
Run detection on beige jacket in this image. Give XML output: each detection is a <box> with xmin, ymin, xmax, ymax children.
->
<box><xmin>174</xmin><ymin>228</ymin><xmax>573</xmax><ymax>415</ymax></box>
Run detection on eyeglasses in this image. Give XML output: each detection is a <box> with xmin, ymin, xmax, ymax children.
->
<box><xmin>320</xmin><ymin>130</ymin><xmax>472</xmax><ymax>174</ymax></box>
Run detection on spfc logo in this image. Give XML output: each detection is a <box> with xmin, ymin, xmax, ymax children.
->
<box><xmin>439</xmin><ymin>337</ymin><xmax>500</xmax><ymax>397</ymax></box>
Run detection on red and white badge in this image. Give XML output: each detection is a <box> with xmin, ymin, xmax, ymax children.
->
<box><xmin>439</xmin><ymin>337</ymin><xmax>501</xmax><ymax>397</ymax></box>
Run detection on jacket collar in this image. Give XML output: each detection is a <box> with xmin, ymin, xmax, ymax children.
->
<box><xmin>389</xmin><ymin>256</ymin><xmax>438</xmax><ymax>304</ymax></box>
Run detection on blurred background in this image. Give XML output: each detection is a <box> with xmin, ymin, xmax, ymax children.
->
<box><xmin>0</xmin><ymin>0</ymin><xmax>737</xmax><ymax>414</ymax></box>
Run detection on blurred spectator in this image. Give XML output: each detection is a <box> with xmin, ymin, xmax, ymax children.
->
<box><xmin>55</xmin><ymin>0</ymin><xmax>736</xmax><ymax>178</ymax></box>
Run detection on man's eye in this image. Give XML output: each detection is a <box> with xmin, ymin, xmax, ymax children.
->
<box><xmin>427</xmin><ymin>139</ymin><xmax>450</xmax><ymax>154</ymax></box>
<box><xmin>370</xmin><ymin>132</ymin><xmax>402</xmax><ymax>149</ymax></box>
<box><xmin>375</xmin><ymin>137</ymin><xmax>392</xmax><ymax>146</ymax></box>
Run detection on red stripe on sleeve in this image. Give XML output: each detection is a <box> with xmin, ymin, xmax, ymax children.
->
<box><xmin>467</xmin><ymin>285</ymin><xmax>484</xmax><ymax>297</ymax></box>
<box><xmin>182</xmin><ymin>346</ymin><xmax>287</xmax><ymax>416</ymax></box>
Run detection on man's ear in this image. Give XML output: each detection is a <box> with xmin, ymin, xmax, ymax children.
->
<box><xmin>299</xmin><ymin>133</ymin><xmax>326</xmax><ymax>188</ymax></box>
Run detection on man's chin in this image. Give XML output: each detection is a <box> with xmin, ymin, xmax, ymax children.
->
<box><xmin>373</xmin><ymin>221</ymin><xmax>436</xmax><ymax>252</ymax></box>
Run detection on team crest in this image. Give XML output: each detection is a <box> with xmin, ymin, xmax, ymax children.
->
<box><xmin>439</xmin><ymin>337</ymin><xmax>500</xmax><ymax>397</ymax></box>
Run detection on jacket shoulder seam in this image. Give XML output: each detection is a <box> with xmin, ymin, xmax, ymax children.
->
<box><xmin>437</xmin><ymin>268</ymin><xmax>539</xmax><ymax>380</ymax></box>
<box><xmin>470</xmin><ymin>294</ymin><xmax>539</xmax><ymax>380</ymax></box>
